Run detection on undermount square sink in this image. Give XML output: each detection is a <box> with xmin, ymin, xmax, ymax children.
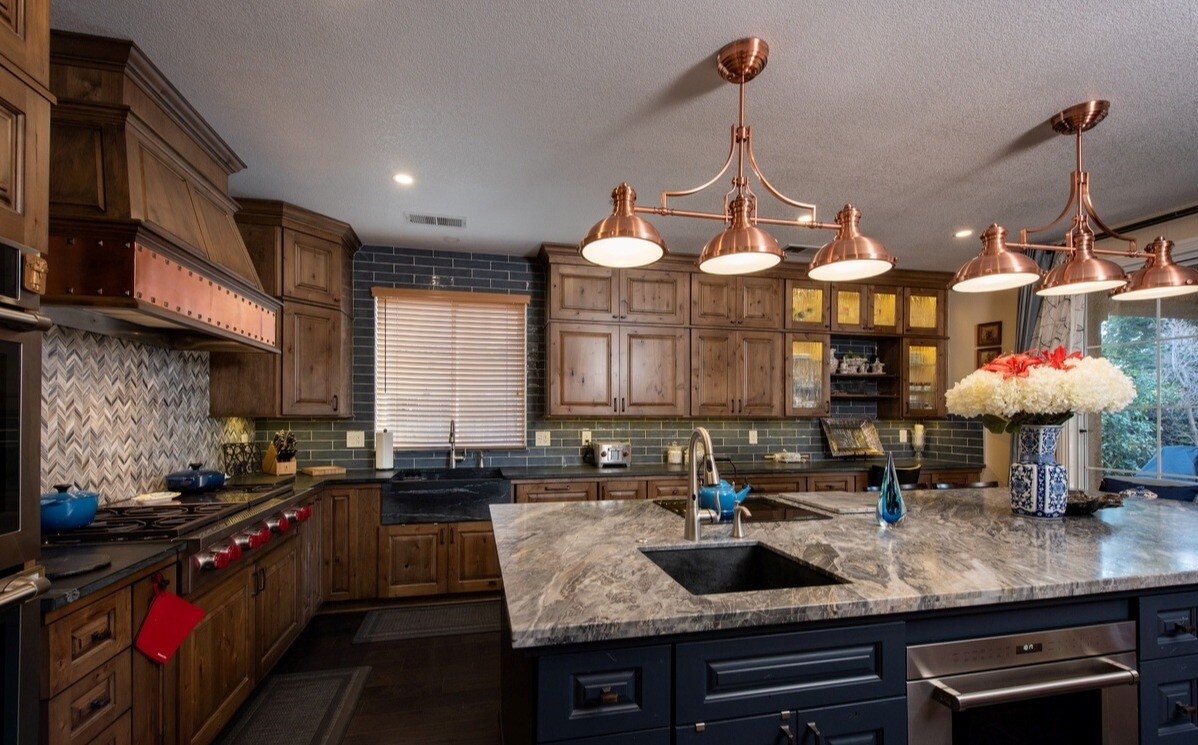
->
<box><xmin>640</xmin><ymin>543</ymin><xmax>847</xmax><ymax>595</ymax></box>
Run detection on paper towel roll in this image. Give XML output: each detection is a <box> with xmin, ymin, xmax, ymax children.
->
<box><xmin>375</xmin><ymin>430</ymin><xmax>394</xmax><ymax>470</ymax></box>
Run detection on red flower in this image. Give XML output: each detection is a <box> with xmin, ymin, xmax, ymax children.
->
<box><xmin>981</xmin><ymin>352</ymin><xmax>1043</xmax><ymax>379</ymax></box>
<box><xmin>1036</xmin><ymin>345</ymin><xmax>1082</xmax><ymax>370</ymax></box>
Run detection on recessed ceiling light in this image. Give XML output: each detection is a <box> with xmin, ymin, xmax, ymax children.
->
<box><xmin>393</xmin><ymin>172</ymin><xmax>414</xmax><ymax>186</ymax></box>
<box><xmin>954</xmin><ymin>228</ymin><xmax>974</xmax><ymax>239</ymax></box>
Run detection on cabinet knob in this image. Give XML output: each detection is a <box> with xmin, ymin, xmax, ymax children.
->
<box><xmin>1177</xmin><ymin>702</ymin><xmax>1197</xmax><ymax>718</ymax></box>
<box><xmin>1171</xmin><ymin>621</ymin><xmax>1196</xmax><ymax>635</ymax></box>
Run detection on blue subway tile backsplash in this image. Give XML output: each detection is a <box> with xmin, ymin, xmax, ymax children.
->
<box><xmin>255</xmin><ymin>246</ymin><xmax>982</xmax><ymax>470</ymax></box>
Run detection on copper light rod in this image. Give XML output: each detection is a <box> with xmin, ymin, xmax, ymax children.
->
<box><xmin>1005</xmin><ymin>241</ymin><xmax>1143</xmax><ymax>259</ymax></box>
<box><xmin>633</xmin><ymin>204</ymin><xmax>838</xmax><ymax>230</ymax></box>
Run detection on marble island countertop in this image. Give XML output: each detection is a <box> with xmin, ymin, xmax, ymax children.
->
<box><xmin>491</xmin><ymin>488</ymin><xmax>1198</xmax><ymax>649</ymax></box>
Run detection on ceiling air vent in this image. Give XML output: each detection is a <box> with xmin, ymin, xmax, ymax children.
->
<box><xmin>405</xmin><ymin>212</ymin><xmax>467</xmax><ymax>228</ymax></box>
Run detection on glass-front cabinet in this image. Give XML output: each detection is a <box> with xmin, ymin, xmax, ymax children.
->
<box><xmin>902</xmin><ymin>339</ymin><xmax>945</xmax><ymax>418</ymax></box>
<box><xmin>786</xmin><ymin>333</ymin><xmax>829</xmax><ymax>416</ymax></box>
<box><xmin>904</xmin><ymin>288</ymin><xmax>945</xmax><ymax>335</ymax></box>
<box><xmin>831</xmin><ymin>285</ymin><xmax>903</xmax><ymax>333</ymax></box>
<box><xmin>869</xmin><ymin>287</ymin><xmax>901</xmax><ymax>334</ymax></box>
<box><xmin>785</xmin><ymin>279</ymin><xmax>830</xmax><ymax>331</ymax></box>
<box><xmin>832</xmin><ymin>285</ymin><xmax>866</xmax><ymax>332</ymax></box>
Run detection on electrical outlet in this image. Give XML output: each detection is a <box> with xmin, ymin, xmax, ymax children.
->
<box><xmin>535</xmin><ymin>431</ymin><xmax>551</xmax><ymax>447</ymax></box>
<box><xmin>748</xmin><ymin>430</ymin><xmax>758</xmax><ymax>445</ymax></box>
<box><xmin>240</xmin><ymin>433</ymin><xmax>249</xmax><ymax>444</ymax></box>
<box><xmin>346</xmin><ymin>430</ymin><xmax>365</xmax><ymax>448</ymax></box>
<box><xmin>899</xmin><ymin>429</ymin><xmax>909</xmax><ymax>443</ymax></box>
<box><xmin>581</xmin><ymin>430</ymin><xmax>592</xmax><ymax>445</ymax></box>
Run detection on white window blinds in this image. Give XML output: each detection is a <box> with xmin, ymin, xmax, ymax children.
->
<box><xmin>373</xmin><ymin>288</ymin><xmax>528</xmax><ymax>449</ymax></box>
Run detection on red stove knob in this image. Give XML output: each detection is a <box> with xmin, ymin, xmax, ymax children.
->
<box><xmin>267</xmin><ymin>515</ymin><xmax>290</xmax><ymax>534</ymax></box>
<box><xmin>253</xmin><ymin>526</ymin><xmax>272</xmax><ymax>547</ymax></box>
<box><xmin>197</xmin><ymin>549</ymin><xmax>230</xmax><ymax>571</ymax></box>
<box><xmin>232</xmin><ymin>533</ymin><xmax>253</xmax><ymax>552</ymax></box>
<box><xmin>224</xmin><ymin>542</ymin><xmax>243</xmax><ymax>562</ymax></box>
<box><xmin>283</xmin><ymin>509</ymin><xmax>300</xmax><ymax>524</ymax></box>
<box><xmin>297</xmin><ymin>505</ymin><xmax>313</xmax><ymax>522</ymax></box>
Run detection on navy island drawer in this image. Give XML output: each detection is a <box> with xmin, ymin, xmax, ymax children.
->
<box><xmin>675</xmin><ymin>710</ymin><xmax>797</xmax><ymax>744</ymax></box>
<box><xmin>1141</xmin><ymin>591</ymin><xmax>1198</xmax><ymax>660</ymax></box>
<box><xmin>675</xmin><ymin>622</ymin><xmax>905</xmax><ymax>723</ymax></box>
<box><xmin>537</xmin><ymin>644</ymin><xmax>671</xmax><ymax>742</ymax></box>
<box><xmin>1140</xmin><ymin>654</ymin><xmax>1198</xmax><ymax>744</ymax></box>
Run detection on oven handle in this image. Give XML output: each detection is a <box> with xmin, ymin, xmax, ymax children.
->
<box><xmin>929</xmin><ymin>658</ymin><xmax>1139</xmax><ymax>712</ymax></box>
<box><xmin>0</xmin><ymin>306</ymin><xmax>51</xmax><ymax>331</ymax></box>
<box><xmin>0</xmin><ymin>572</ymin><xmax>50</xmax><ymax>611</ymax></box>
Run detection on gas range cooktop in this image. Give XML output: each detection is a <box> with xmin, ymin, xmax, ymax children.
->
<box><xmin>653</xmin><ymin>495</ymin><xmax>832</xmax><ymax>522</ymax></box>
<box><xmin>42</xmin><ymin>502</ymin><xmax>245</xmax><ymax>543</ymax></box>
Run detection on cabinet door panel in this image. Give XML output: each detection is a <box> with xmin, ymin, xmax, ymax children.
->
<box><xmin>621</xmin><ymin>325</ymin><xmax>688</xmax><ymax>416</ymax></box>
<box><xmin>737</xmin><ymin>331</ymin><xmax>784</xmax><ymax>417</ymax></box>
<box><xmin>177</xmin><ymin>566</ymin><xmax>255</xmax><ymax>745</ymax></box>
<box><xmin>324</xmin><ymin>486</ymin><xmax>380</xmax><ymax>601</ymax></box>
<box><xmin>379</xmin><ymin>524</ymin><xmax>447</xmax><ymax>597</ymax></box>
<box><xmin>621</xmin><ymin>268</ymin><xmax>688</xmax><ymax>324</ymax></box>
<box><xmin>737</xmin><ymin>276</ymin><xmax>782</xmax><ymax>328</ymax></box>
<box><xmin>550</xmin><ymin>264</ymin><xmax>617</xmax><ymax>321</ymax></box>
<box><xmin>795</xmin><ymin>697</ymin><xmax>907</xmax><ymax>745</ymax></box>
<box><xmin>255</xmin><ymin>536</ymin><xmax>300</xmax><ymax>678</ymax></box>
<box><xmin>691</xmin><ymin>329</ymin><xmax>735</xmax><ymax>416</ymax></box>
<box><xmin>902</xmin><ymin>339</ymin><xmax>945</xmax><ymax>418</ymax></box>
<box><xmin>1141</xmin><ymin>655</ymin><xmax>1198</xmax><ymax>745</ymax></box>
<box><xmin>904</xmin><ymin>288</ymin><xmax>945</xmax><ymax>335</ymax></box>
<box><xmin>691</xmin><ymin>274</ymin><xmax>736</xmax><ymax>327</ymax></box>
<box><xmin>0</xmin><ymin>0</ymin><xmax>49</xmax><ymax>86</ymax></box>
<box><xmin>646</xmin><ymin>479</ymin><xmax>688</xmax><ymax>499</ymax></box>
<box><xmin>548</xmin><ymin>322</ymin><xmax>618</xmax><ymax>416</ymax></box>
<box><xmin>785</xmin><ymin>279</ymin><xmax>830</xmax><ymax>331</ymax></box>
<box><xmin>599</xmin><ymin>480</ymin><xmax>647</xmax><ymax>500</ymax></box>
<box><xmin>449</xmin><ymin>522</ymin><xmax>503</xmax><ymax>593</ymax></box>
<box><xmin>281</xmin><ymin>301</ymin><xmax>341</xmax><ymax>416</ymax></box>
<box><xmin>868</xmin><ymin>287</ymin><xmax>901</xmax><ymax>334</ymax></box>
<box><xmin>786</xmin><ymin>333</ymin><xmax>830</xmax><ymax>417</ymax></box>
<box><xmin>0</xmin><ymin>65</ymin><xmax>48</xmax><ymax>252</ymax></box>
<box><xmin>832</xmin><ymin>285</ymin><xmax>866</xmax><ymax>332</ymax></box>
<box><xmin>282</xmin><ymin>231</ymin><xmax>341</xmax><ymax>306</ymax></box>
<box><xmin>810</xmin><ymin>474</ymin><xmax>860</xmax><ymax>492</ymax></box>
<box><xmin>514</xmin><ymin>481</ymin><xmax>598</xmax><ymax>503</ymax></box>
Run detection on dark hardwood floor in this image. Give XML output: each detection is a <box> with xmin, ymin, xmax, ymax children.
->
<box><xmin>271</xmin><ymin>601</ymin><xmax>503</xmax><ymax>744</ymax></box>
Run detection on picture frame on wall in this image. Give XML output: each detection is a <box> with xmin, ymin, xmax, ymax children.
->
<box><xmin>976</xmin><ymin>321</ymin><xmax>1002</xmax><ymax>347</ymax></box>
<box><xmin>976</xmin><ymin>347</ymin><xmax>1002</xmax><ymax>367</ymax></box>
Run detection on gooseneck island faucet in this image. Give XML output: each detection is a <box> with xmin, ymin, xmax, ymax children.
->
<box><xmin>685</xmin><ymin>427</ymin><xmax>722</xmax><ymax>541</ymax></box>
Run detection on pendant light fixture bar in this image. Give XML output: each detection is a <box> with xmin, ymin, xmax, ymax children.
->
<box><xmin>579</xmin><ymin>37</ymin><xmax>893</xmax><ymax>278</ymax></box>
<box><xmin>952</xmin><ymin>100</ymin><xmax>1198</xmax><ymax>300</ymax></box>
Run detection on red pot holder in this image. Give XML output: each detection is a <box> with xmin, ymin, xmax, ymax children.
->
<box><xmin>135</xmin><ymin>573</ymin><xmax>205</xmax><ymax>664</ymax></box>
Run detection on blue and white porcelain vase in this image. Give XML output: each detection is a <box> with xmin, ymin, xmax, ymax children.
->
<box><xmin>1009</xmin><ymin>424</ymin><xmax>1068</xmax><ymax>519</ymax></box>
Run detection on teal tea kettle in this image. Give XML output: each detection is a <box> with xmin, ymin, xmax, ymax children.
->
<box><xmin>698</xmin><ymin>480</ymin><xmax>751</xmax><ymax>520</ymax></box>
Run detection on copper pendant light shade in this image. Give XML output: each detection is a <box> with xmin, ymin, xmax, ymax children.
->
<box><xmin>950</xmin><ymin>224</ymin><xmax>1042</xmax><ymax>292</ymax></box>
<box><xmin>697</xmin><ymin>196</ymin><xmax>783</xmax><ymax>275</ymax></box>
<box><xmin>1111</xmin><ymin>237</ymin><xmax>1198</xmax><ymax>301</ymax></box>
<box><xmin>579</xmin><ymin>183</ymin><xmax>667</xmax><ymax>268</ymax></box>
<box><xmin>807</xmin><ymin>205</ymin><xmax>896</xmax><ymax>281</ymax></box>
<box><xmin>579</xmin><ymin>38</ymin><xmax>884</xmax><ymax>276</ymax></box>
<box><xmin>1036</xmin><ymin>226</ymin><xmax>1127</xmax><ymax>297</ymax></box>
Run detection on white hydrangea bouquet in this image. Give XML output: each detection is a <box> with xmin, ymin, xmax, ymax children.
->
<box><xmin>947</xmin><ymin>346</ymin><xmax>1135</xmax><ymax>518</ymax></box>
<box><xmin>946</xmin><ymin>346</ymin><xmax>1135</xmax><ymax>434</ymax></box>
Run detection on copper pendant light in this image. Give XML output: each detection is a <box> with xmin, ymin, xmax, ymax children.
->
<box><xmin>1111</xmin><ymin>237</ymin><xmax>1198</xmax><ymax>301</ymax></box>
<box><xmin>807</xmin><ymin>205</ymin><xmax>896</xmax><ymax>281</ymax></box>
<box><xmin>579</xmin><ymin>38</ymin><xmax>888</xmax><ymax>277</ymax></box>
<box><xmin>954</xmin><ymin>100</ymin><xmax>1192</xmax><ymax>299</ymax></box>
<box><xmin>580</xmin><ymin>183</ymin><xmax>667</xmax><ymax>268</ymax></box>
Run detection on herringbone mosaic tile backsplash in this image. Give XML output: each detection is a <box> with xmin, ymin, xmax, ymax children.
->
<box><xmin>41</xmin><ymin>326</ymin><xmax>253</xmax><ymax>500</ymax></box>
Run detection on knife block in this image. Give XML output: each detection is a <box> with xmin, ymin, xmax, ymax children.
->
<box><xmin>262</xmin><ymin>444</ymin><xmax>297</xmax><ymax>476</ymax></box>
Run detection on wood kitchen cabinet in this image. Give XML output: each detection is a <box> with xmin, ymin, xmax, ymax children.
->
<box><xmin>690</xmin><ymin>274</ymin><xmax>782</xmax><ymax>328</ymax></box>
<box><xmin>324</xmin><ymin>485</ymin><xmax>381</xmax><ymax>601</ymax></box>
<box><xmin>514</xmin><ymin>480</ymin><xmax>598</xmax><ymax>503</ymax></box>
<box><xmin>253</xmin><ymin>533</ymin><xmax>301</xmax><ymax>679</ymax></box>
<box><xmin>448</xmin><ymin>522</ymin><xmax>504</xmax><ymax>593</ymax></box>
<box><xmin>209</xmin><ymin>200</ymin><xmax>360</xmax><ymax>418</ymax></box>
<box><xmin>832</xmin><ymin>284</ymin><xmax>902</xmax><ymax>334</ymax></box>
<box><xmin>904</xmin><ymin>287</ymin><xmax>945</xmax><ymax>335</ymax></box>
<box><xmin>549</xmin><ymin>263</ymin><xmax>688</xmax><ymax>325</ymax></box>
<box><xmin>547</xmin><ymin>322</ymin><xmax>688</xmax><ymax>417</ymax></box>
<box><xmin>902</xmin><ymin>338</ymin><xmax>947</xmax><ymax>418</ymax></box>
<box><xmin>785</xmin><ymin>279</ymin><xmax>830</xmax><ymax>331</ymax></box>
<box><xmin>599</xmin><ymin>479</ymin><xmax>647</xmax><ymax>500</ymax></box>
<box><xmin>379</xmin><ymin>522</ymin><xmax>503</xmax><ymax>598</ymax></box>
<box><xmin>690</xmin><ymin>329</ymin><xmax>784</xmax><ymax>417</ymax></box>
<box><xmin>298</xmin><ymin>495</ymin><xmax>324</xmax><ymax>626</ymax></box>
<box><xmin>785</xmin><ymin>333</ymin><xmax>830</xmax><ymax>417</ymax></box>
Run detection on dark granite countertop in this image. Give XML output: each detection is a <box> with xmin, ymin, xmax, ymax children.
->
<box><xmin>501</xmin><ymin>458</ymin><xmax>981</xmax><ymax>481</ymax></box>
<box><xmin>40</xmin><ymin>542</ymin><xmax>183</xmax><ymax>612</ymax></box>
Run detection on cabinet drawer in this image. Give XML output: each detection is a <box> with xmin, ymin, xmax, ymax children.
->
<box><xmin>600</xmin><ymin>480</ymin><xmax>647</xmax><ymax>500</ymax></box>
<box><xmin>675</xmin><ymin>711</ymin><xmax>796</xmax><ymax>744</ymax></box>
<box><xmin>745</xmin><ymin>477</ymin><xmax>805</xmax><ymax>495</ymax></box>
<box><xmin>809</xmin><ymin>474</ymin><xmax>860</xmax><ymax>492</ymax></box>
<box><xmin>1141</xmin><ymin>592</ymin><xmax>1198</xmax><ymax>660</ymax></box>
<box><xmin>1140</xmin><ymin>654</ymin><xmax>1198</xmax><ymax>744</ymax></box>
<box><xmin>46</xmin><ymin>586</ymin><xmax>132</xmax><ymax>696</ymax></box>
<box><xmin>537</xmin><ymin>645</ymin><xmax>671</xmax><ymax>742</ymax></box>
<box><xmin>646</xmin><ymin>479</ymin><xmax>689</xmax><ymax>499</ymax></box>
<box><xmin>795</xmin><ymin>697</ymin><xmax>907</xmax><ymax>745</ymax></box>
<box><xmin>46</xmin><ymin>648</ymin><xmax>132</xmax><ymax>745</ymax></box>
<box><xmin>515</xmin><ymin>481</ymin><xmax>597</xmax><ymax>503</ymax></box>
<box><xmin>89</xmin><ymin>710</ymin><xmax>131</xmax><ymax>745</ymax></box>
<box><xmin>675</xmin><ymin>623</ymin><xmax>904</xmax><ymax>723</ymax></box>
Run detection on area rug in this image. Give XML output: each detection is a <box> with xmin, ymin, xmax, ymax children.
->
<box><xmin>216</xmin><ymin>666</ymin><xmax>370</xmax><ymax>745</ymax></box>
<box><xmin>353</xmin><ymin>599</ymin><xmax>502</xmax><ymax>643</ymax></box>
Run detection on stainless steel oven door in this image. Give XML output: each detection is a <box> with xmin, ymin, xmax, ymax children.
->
<box><xmin>1</xmin><ymin>567</ymin><xmax>49</xmax><ymax>745</ymax></box>
<box><xmin>908</xmin><ymin>651</ymin><xmax>1138</xmax><ymax>745</ymax></box>
<box><xmin>0</xmin><ymin>314</ymin><xmax>46</xmax><ymax>572</ymax></box>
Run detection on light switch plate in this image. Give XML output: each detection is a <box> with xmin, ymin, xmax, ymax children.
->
<box><xmin>535</xmin><ymin>431</ymin><xmax>552</xmax><ymax>447</ymax></box>
<box><xmin>346</xmin><ymin>430</ymin><xmax>365</xmax><ymax>448</ymax></box>
<box><xmin>580</xmin><ymin>430</ymin><xmax>592</xmax><ymax>445</ymax></box>
<box><xmin>899</xmin><ymin>429</ymin><xmax>909</xmax><ymax>443</ymax></box>
<box><xmin>748</xmin><ymin>430</ymin><xmax>758</xmax><ymax>445</ymax></box>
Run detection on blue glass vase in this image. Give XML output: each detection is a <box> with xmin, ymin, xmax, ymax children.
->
<box><xmin>876</xmin><ymin>452</ymin><xmax>907</xmax><ymax>527</ymax></box>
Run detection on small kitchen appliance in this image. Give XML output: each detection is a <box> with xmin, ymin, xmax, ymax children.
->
<box><xmin>584</xmin><ymin>441</ymin><xmax>632</xmax><ymax>468</ymax></box>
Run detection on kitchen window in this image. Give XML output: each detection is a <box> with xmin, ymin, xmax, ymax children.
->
<box><xmin>373</xmin><ymin>288</ymin><xmax>528</xmax><ymax>449</ymax></box>
<box><xmin>1083</xmin><ymin>286</ymin><xmax>1198</xmax><ymax>490</ymax></box>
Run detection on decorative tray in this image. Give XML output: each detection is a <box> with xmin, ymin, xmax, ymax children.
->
<box><xmin>1065</xmin><ymin>490</ymin><xmax>1126</xmax><ymax>516</ymax></box>
<box><xmin>820</xmin><ymin>417</ymin><xmax>885</xmax><ymax>457</ymax></box>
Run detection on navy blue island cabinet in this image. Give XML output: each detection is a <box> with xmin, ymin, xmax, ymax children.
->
<box><xmin>501</xmin><ymin>585</ymin><xmax>1198</xmax><ymax>745</ymax></box>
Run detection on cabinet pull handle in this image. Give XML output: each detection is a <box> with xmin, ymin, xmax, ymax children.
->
<box><xmin>90</xmin><ymin>628</ymin><xmax>113</xmax><ymax>644</ymax></box>
<box><xmin>1171</xmin><ymin>622</ymin><xmax>1196</xmax><ymax>635</ymax></box>
<box><xmin>804</xmin><ymin>722</ymin><xmax>823</xmax><ymax>744</ymax></box>
<box><xmin>439</xmin><ymin>528</ymin><xmax>445</xmax><ymax>545</ymax></box>
<box><xmin>599</xmin><ymin>687</ymin><xmax>619</xmax><ymax>705</ymax></box>
<box><xmin>613</xmin><ymin>397</ymin><xmax>618</xmax><ymax>412</ymax></box>
<box><xmin>780</xmin><ymin>723</ymin><xmax>796</xmax><ymax>745</ymax></box>
<box><xmin>620</xmin><ymin>397</ymin><xmax>625</xmax><ymax>412</ymax></box>
<box><xmin>89</xmin><ymin>694</ymin><xmax>112</xmax><ymax>712</ymax></box>
<box><xmin>1177</xmin><ymin>702</ymin><xmax>1198</xmax><ymax>718</ymax></box>
<box><xmin>333</xmin><ymin>394</ymin><xmax>339</xmax><ymax>412</ymax></box>
<box><xmin>449</xmin><ymin>528</ymin><xmax>455</xmax><ymax>545</ymax></box>
<box><xmin>542</xmin><ymin>484</ymin><xmax>572</xmax><ymax>492</ymax></box>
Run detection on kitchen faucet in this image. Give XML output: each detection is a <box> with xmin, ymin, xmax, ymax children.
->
<box><xmin>447</xmin><ymin>420</ymin><xmax>465</xmax><ymax>468</ymax></box>
<box><xmin>685</xmin><ymin>427</ymin><xmax>721</xmax><ymax>541</ymax></box>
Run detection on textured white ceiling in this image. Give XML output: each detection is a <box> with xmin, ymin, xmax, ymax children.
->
<box><xmin>52</xmin><ymin>0</ymin><xmax>1198</xmax><ymax>270</ymax></box>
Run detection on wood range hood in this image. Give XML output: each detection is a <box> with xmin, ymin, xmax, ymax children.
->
<box><xmin>43</xmin><ymin>31</ymin><xmax>279</xmax><ymax>352</ymax></box>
